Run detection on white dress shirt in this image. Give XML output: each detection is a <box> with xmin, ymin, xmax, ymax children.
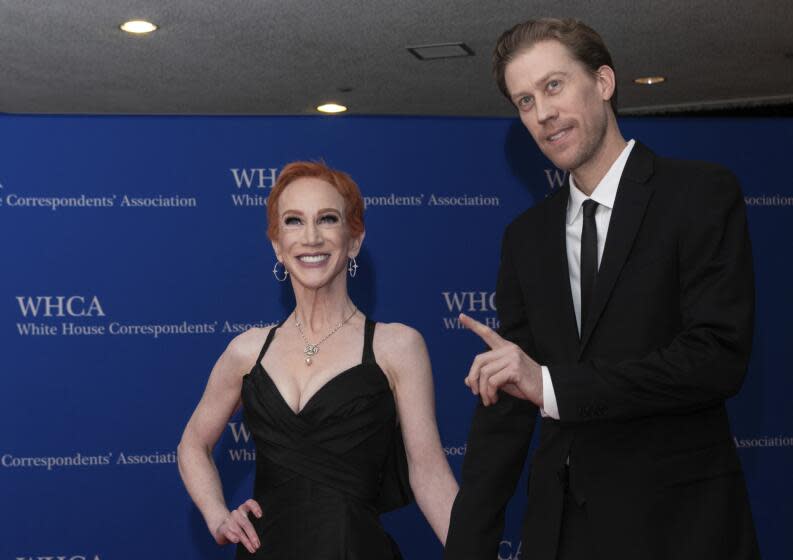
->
<box><xmin>540</xmin><ymin>140</ymin><xmax>636</xmax><ymax>419</ymax></box>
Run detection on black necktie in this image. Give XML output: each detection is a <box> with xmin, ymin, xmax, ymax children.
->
<box><xmin>580</xmin><ymin>199</ymin><xmax>599</xmax><ymax>331</ymax></box>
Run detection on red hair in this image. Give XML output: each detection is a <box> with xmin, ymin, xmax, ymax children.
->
<box><xmin>267</xmin><ymin>161</ymin><xmax>365</xmax><ymax>241</ymax></box>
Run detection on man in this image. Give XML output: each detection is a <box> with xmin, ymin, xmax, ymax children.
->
<box><xmin>445</xmin><ymin>18</ymin><xmax>759</xmax><ymax>560</ymax></box>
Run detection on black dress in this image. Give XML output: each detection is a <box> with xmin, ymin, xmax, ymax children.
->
<box><xmin>236</xmin><ymin>318</ymin><xmax>413</xmax><ymax>559</ymax></box>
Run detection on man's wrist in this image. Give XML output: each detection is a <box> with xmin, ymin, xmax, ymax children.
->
<box><xmin>533</xmin><ymin>363</ymin><xmax>544</xmax><ymax>407</ymax></box>
<box><xmin>540</xmin><ymin>366</ymin><xmax>560</xmax><ymax>419</ymax></box>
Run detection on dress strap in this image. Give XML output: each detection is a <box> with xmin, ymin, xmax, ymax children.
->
<box><xmin>362</xmin><ymin>318</ymin><xmax>376</xmax><ymax>364</ymax></box>
<box><xmin>255</xmin><ymin>318</ymin><xmax>286</xmax><ymax>364</ymax></box>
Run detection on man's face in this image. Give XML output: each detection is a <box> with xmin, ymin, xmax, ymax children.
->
<box><xmin>504</xmin><ymin>40</ymin><xmax>613</xmax><ymax>173</ymax></box>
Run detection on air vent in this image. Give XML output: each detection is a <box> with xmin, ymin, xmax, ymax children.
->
<box><xmin>407</xmin><ymin>42</ymin><xmax>474</xmax><ymax>60</ymax></box>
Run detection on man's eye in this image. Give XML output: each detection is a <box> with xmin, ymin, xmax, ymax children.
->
<box><xmin>547</xmin><ymin>80</ymin><xmax>561</xmax><ymax>91</ymax></box>
<box><xmin>518</xmin><ymin>96</ymin><xmax>534</xmax><ymax>108</ymax></box>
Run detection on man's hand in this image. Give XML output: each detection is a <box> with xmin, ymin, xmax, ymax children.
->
<box><xmin>460</xmin><ymin>313</ymin><xmax>543</xmax><ymax>407</ymax></box>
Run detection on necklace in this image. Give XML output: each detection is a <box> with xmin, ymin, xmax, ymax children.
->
<box><xmin>295</xmin><ymin>307</ymin><xmax>358</xmax><ymax>366</ymax></box>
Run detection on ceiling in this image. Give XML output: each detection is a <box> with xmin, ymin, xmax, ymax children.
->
<box><xmin>2</xmin><ymin>0</ymin><xmax>792</xmax><ymax>117</ymax></box>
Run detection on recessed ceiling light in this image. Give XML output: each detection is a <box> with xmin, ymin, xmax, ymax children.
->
<box><xmin>407</xmin><ymin>42</ymin><xmax>474</xmax><ymax>60</ymax></box>
<box><xmin>634</xmin><ymin>76</ymin><xmax>666</xmax><ymax>85</ymax></box>
<box><xmin>317</xmin><ymin>103</ymin><xmax>347</xmax><ymax>114</ymax></box>
<box><xmin>120</xmin><ymin>20</ymin><xmax>158</xmax><ymax>34</ymax></box>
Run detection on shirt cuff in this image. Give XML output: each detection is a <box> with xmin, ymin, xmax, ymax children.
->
<box><xmin>540</xmin><ymin>365</ymin><xmax>560</xmax><ymax>420</ymax></box>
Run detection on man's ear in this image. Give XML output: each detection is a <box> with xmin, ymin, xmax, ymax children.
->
<box><xmin>596</xmin><ymin>65</ymin><xmax>616</xmax><ymax>103</ymax></box>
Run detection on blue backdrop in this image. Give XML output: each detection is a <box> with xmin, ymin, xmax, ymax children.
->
<box><xmin>1</xmin><ymin>115</ymin><xmax>791</xmax><ymax>559</ymax></box>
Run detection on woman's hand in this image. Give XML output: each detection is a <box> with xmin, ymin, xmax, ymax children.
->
<box><xmin>214</xmin><ymin>499</ymin><xmax>263</xmax><ymax>554</ymax></box>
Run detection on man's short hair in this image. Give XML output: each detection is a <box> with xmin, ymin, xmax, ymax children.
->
<box><xmin>493</xmin><ymin>18</ymin><xmax>618</xmax><ymax>113</ymax></box>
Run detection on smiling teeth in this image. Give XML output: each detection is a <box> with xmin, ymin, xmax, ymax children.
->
<box><xmin>299</xmin><ymin>254</ymin><xmax>329</xmax><ymax>263</ymax></box>
<box><xmin>549</xmin><ymin>130</ymin><xmax>567</xmax><ymax>141</ymax></box>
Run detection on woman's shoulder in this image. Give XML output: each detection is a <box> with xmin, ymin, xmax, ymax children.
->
<box><xmin>371</xmin><ymin>321</ymin><xmax>431</xmax><ymax>389</ymax></box>
<box><xmin>223</xmin><ymin>325</ymin><xmax>276</xmax><ymax>371</ymax></box>
<box><xmin>372</xmin><ymin>321</ymin><xmax>427</xmax><ymax>361</ymax></box>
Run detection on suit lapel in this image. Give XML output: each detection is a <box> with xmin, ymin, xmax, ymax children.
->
<box><xmin>579</xmin><ymin>142</ymin><xmax>656</xmax><ymax>355</ymax></box>
<box><xmin>542</xmin><ymin>186</ymin><xmax>581</xmax><ymax>359</ymax></box>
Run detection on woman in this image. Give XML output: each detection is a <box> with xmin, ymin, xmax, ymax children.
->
<box><xmin>177</xmin><ymin>161</ymin><xmax>458</xmax><ymax>558</ymax></box>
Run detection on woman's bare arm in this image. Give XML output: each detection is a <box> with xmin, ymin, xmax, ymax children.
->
<box><xmin>176</xmin><ymin>328</ymin><xmax>267</xmax><ymax>553</ymax></box>
<box><xmin>378</xmin><ymin>323</ymin><xmax>459</xmax><ymax>545</ymax></box>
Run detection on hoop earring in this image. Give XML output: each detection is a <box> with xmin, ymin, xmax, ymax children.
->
<box><xmin>272</xmin><ymin>260</ymin><xmax>289</xmax><ymax>282</ymax></box>
<box><xmin>348</xmin><ymin>256</ymin><xmax>359</xmax><ymax>278</ymax></box>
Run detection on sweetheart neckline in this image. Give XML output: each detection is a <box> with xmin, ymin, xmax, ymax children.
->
<box><xmin>250</xmin><ymin>362</ymin><xmax>387</xmax><ymax>416</ymax></box>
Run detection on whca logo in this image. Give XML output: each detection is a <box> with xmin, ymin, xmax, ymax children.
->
<box><xmin>228</xmin><ymin>422</ymin><xmax>251</xmax><ymax>443</ymax></box>
<box><xmin>230</xmin><ymin>168</ymin><xmax>278</xmax><ymax>189</ymax></box>
<box><xmin>499</xmin><ymin>540</ymin><xmax>523</xmax><ymax>560</ymax></box>
<box><xmin>16</xmin><ymin>296</ymin><xmax>105</xmax><ymax>318</ymax></box>
<box><xmin>442</xmin><ymin>291</ymin><xmax>497</xmax><ymax>312</ymax></box>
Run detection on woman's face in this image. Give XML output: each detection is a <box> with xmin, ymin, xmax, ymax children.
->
<box><xmin>272</xmin><ymin>177</ymin><xmax>363</xmax><ymax>291</ymax></box>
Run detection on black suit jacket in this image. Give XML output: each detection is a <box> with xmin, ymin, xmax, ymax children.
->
<box><xmin>445</xmin><ymin>143</ymin><xmax>760</xmax><ymax>560</ymax></box>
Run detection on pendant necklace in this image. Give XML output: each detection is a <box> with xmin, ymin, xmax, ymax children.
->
<box><xmin>295</xmin><ymin>307</ymin><xmax>358</xmax><ymax>366</ymax></box>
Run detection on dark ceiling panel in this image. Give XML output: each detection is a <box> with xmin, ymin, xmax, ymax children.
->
<box><xmin>1</xmin><ymin>0</ymin><xmax>791</xmax><ymax>116</ymax></box>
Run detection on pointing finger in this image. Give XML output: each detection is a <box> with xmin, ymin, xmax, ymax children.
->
<box><xmin>459</xmin><ymin>313</ymin><xmax>506</xmax><ymax>349</ymax></box>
